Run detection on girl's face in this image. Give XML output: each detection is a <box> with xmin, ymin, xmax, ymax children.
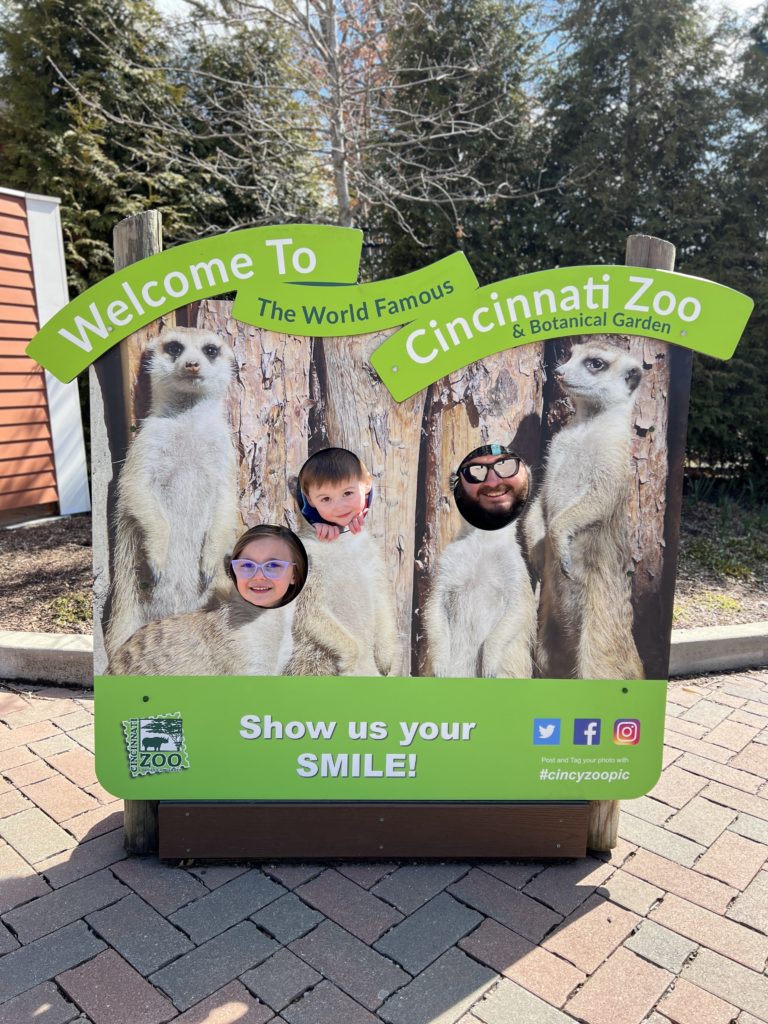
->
<box><xmin>233</xmin><ymin>537</ymin><xmax>296</xmax><ymax>608</ymax></box>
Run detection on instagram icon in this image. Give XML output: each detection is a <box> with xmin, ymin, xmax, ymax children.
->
<box><xmin>614</xmin><ymin>719</ymin><xmax>641</xmax><ymax>745</ymax></box>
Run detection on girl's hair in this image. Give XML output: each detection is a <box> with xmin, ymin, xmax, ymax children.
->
<box><xmin>227</xmin><ymin>524</ymin><xmax>308</xmax><ymax>608</ymax></box>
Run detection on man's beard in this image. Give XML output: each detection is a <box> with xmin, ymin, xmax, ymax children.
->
<box><xmin>454</xmin><ymin>482</ymin><xmax>525</xmax><ymax>531</ymax></box>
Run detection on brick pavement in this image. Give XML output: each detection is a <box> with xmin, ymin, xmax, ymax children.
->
<box><xmin>0</xmin><ymin>670</ymin><xmax>767</xmax><ymax>1024</ymax></box>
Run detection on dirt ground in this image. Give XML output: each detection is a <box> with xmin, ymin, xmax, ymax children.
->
<box><xmin>0</xmin><ymin>502</ymin><xmax>766</xmax><ymax>634</ymax></box>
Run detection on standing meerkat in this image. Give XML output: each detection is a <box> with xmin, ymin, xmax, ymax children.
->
<box><xmin>524</xmin><ymin>343</ymin><xmax>645</xmax><ymax>680</ymax></box>
<box><xmin>105</xmin><ymin>327</ymin><xmax>237</xmax><ymax>657</ymax></box>
<box><xmin>425</xmin><ymin>519</ymin><xmax>536</xmax><ymax>678</ymax></box>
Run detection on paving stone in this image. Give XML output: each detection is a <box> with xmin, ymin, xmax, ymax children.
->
<box><xmin>594</xmin><ymin>836</ymin><xmax>636</xmax><ymax>868</ymax></box>
<box><xmin>703</xmin><ymin>780</ymin><xmax>768</xmax><ymax>821</ymax></box>
<box><xmin>0</xmin><ymin>806</ymin><xmax>76</xmax><ymax>863</ymax></box>
<box><xmin>650</xmin><ymin>893</ymin><xmax>768</xmax><ymax>971</ymax></box>
<box><xmin>53</xmin><ymin>709</ymin><xmax>94</xmax><ymax>732</ymax></box>
<box><xmin>726</xmin><ymin>871</ymin><xmax>768</xmax><ymax>932</ymax></box>
<box><xmin>0</xmin><ymin>840</ymin><xmax>51</xmax><ymax>913</ymax></box>
<box><xmin>22</xmin><ymin>774</ymin><xmax>99</xmax><ymax>822</ymax></box>
<box><xmin>680</xmin><ymin>700</ymin><xmax>733</xmax><ymax>729</ymax></box>
<box><xmin>262</xmin><ymin>863</ymin><xmax>323</xmax><ymax>889</ymax></box>
<box><xmin>459</xmin><ymin>918</ymin><xmax>584</xmax><ymax>1007</ymax></box>
<box><xmin>67</xmin><ymin>725</ymin><xmax>95</xmax><ymax>753</ymax></box>
<box><xmin>296</xmin><ymin>869</ymin><xmax>403</xmax><ymax>944</ymax></box>
<box><xmin>731</xmin><ymin>742</ymin><xmax>768</xmax><ymax>777</ymax></box>
<box><xmin>0</xmin><ymin>981</ymin><xmax>79</xmax><ymax>1024</ymax></box>
<box><xmin>730</xmin><ymin>708</ymin><xmax>767</xmax><ymax>727</ymax></box>
<box><xmin>676</xmin><ymin>753</ymin><xmax>763</xmax><ymax>793</ymax></box>
<box><xmin>663</xmin><ymin>732</ymin><xmax>733</xmax><ymax>764</ymax></box>
<box><xmin>87</xmin><ymin>893</ymin><xmax>194</xmax><ymax>975</ymax></box>
<box><xmin>188</xmin><ymin>864</ymin><xmax>249</xmax><ymax>889</ymax></box>
<box><xmin>667</xmin><ymin>686</ymin><xmax>707</xmax><ymax>708</ymax></box>
<box><xmin>473</xmin><ymin>978</ymin><xmax>572</xmax><ymax>1024</ymax></box>
<box><xmin>372</xmin><ymin>863</ymin><xmax>470</xmax><ymax>913</ymax></box>
<box><xmin>708</xmin><ymin>689</ymin><xmax>747</xmax><ymax>709</ymax></box>
<box><xmin>3</xmin><ymin>867</ymin><xmax>126</xmax><ymax>942</ymax></box>
<box><xmin>619</xmin><ymin>812</ymin><xmax>706</xmax><ymax>867</ymax></box>
<box><xmin>666</xmin><ymin>797</ymin><xmax>736</xmax><ymax>845</ymax></box>
<box><xmin>3</xmin><ymin>758</ymin><xmax>56</xmax><ymax>785</ymax></box>
<box><xmin>0</xmin><ymin>789</ymin><xmax>31</xmax><ymax>817</ymax></box>
<box><xmin>338</xmin><ymin>862</ymin><xmax>396</xmax><ymax>888</ymax></box>
<box><xmin>3</xmin><ymin>698</ymin><xmax>73</xmax><ymax>728</ymax></box>
<box><xmin>47</xmin><ymin>748</ymin><xmax>98</xmax><ymax>788</ymax></box>
<box><xmin>659</xmin><ymin>977</ymin><xmax>737</xmax><ymax>1024</ymax></box>
<box><xmin>173</xmin><ymin>980</ymin><xmax>273</xmax><ymax>1024</ymax></box>
<box><xmin>291</xmin><ymin>919</ymin><xmax>408</xmax><ymax>1010</ymax></box>
<box><xmin>379</xmin><ymin>948</ymin><xmax>496</xmax><ymax>1024</ymax></box>
<box><xmin>252</xmin><ymin>891</ymin><xmax>323</xmax><ymax>943</ymax></box>
<box><xmin>521</xmin><ymin>857</ymin><xmax>613</xmax><ymax>915</ymax></box>
<box><xmin>565</xmin><ymin>947</ymin><xmax>672</xmax><ymax>1024</ymax></box>
<box><xmin>730</xmin><ymin>812</ymin><xmax>768</xmax><ymax>844</ymax></box>
<box><xmin>695</xmin><ymin>829</ymin><xmax>767</xmax><ymax>889</ymax></box>
<box><xmin>542</xmin><ymin>892</ymin><xmax>639</xmax><ymax>974</ymax></box>
<box><xmin>57</xmin><ymin>949</ymin><xmax>176</xmax><ymax>1024</ymax></box>
<box><xmin>0</xmin><ymin>720</ymin><xmax>59</xmax><ymax>752</ymax></box>
<box><xmin>448</xmin><ymin>867</ymin><xmax>561</xmax><ymax>943</ymax></box>
<box><xmin>0</xmin><ymin>918</ymin><xmax>18</xmax><ymax>954</ymax></box>
<box><xmin>481</xmin><ymin>862</ymin><xmax>542</xmax><ymax>888</ymax></box>
<box><xmin>0</xmin><ymin>745</ymin><xmax>36</xmax><ymax>771</ymax></box>
<box><xmin>149</xmin><ymin>921</ymin><xmax>278</xmax><ymax>1011</ymax></box>
<box><xmin>596</xmin><ymin>868</ymin><xmax>662</xmax><ymax>915</ymax></box>
<box><xmin>62</xmin><ymin>802</ymin><xmax>123</xmax><ymax>842</ymax></box>
<box><xmin>374</xmin><ymin>892</ymin><xmax>480</xmax><ymax>974</ymax></box>
<box><xmin>0</xmin><ymin>691</ymin><xmax>32</xmax><ymax>717</ymax></box>
<box><xmin>621</xmin><ymin>795</ymin><xmax>675</xmax><ymax>825</ymax></box>
<box><xmin>170</xmin><ymin>869</ymin><xmax>286</xmax><ymax>943</ymax></box>
<box><xmin>705</xmin><ymin>720</ymin><xmax>761</xmax><ymax>752</ymax></box>
<box><xmin>651</xmin><ymin>769</ymin><xmax>710</xmax><ymax>812</ymax></box>
<box><xmin>0</xmin><ymin>920</ymin><xmax>106</xmax><ymax>1003</ymax></box>
<box><xmin>682</xmin><ymin>949</ymin><xmax>768</xmax><ymax>1021</ymax></box>
<box><xmin>625</xmin><ymin>920</ymin><xmax>698</xmax><ymax>972</ymax></box>
<box><xmin>112</xmin><ymin>856</ymin><xmax>209</xmax><ymax>915</ymax></box>
<box><xmin>282</xmin><ymin>980</ymin><xmax>378</xmax><ymax>1024</ymax></box>
<box><xmin>624</xmin><ymin>848</ymin><xmax>736</xmax><ymax>913</ymax></box>
<box><xmin>37</xmin><ymin>828</ymin><xmax>127</xmax><ymax>887</ymax></box>
<box><xmin>29</xmin><ymin>734</ymin><xmax>78</xmax><ymax>757</ymax></box>
<box><xmin>241</xmin><ymin>948</ymin><xmax>321</xmax><ymax>1012</ymax></box>
<box><xmin>666</xmin><ymin>717</ymin><xmax>709</xmax><ymax>739</ymax></box>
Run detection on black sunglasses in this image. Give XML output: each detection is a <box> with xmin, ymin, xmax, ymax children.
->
<box><xmin>458</xmin><ymin>455</ymin><xmax>521</xmax><ymax>484</ymax></box>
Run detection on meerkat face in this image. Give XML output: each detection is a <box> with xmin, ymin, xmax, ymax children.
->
<box><xmin>555</xmin><ymin>346</ymin><xmax>642</xmax><ymax>405</ymax></box>
<box><xmin>148</xmin><ymin>328</ymin><xmax>234</xmax><ymax>396</ymax></box>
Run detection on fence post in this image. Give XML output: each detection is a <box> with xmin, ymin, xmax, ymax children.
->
<box><xmin>111</xmin><ymin>210</ymin><xmax>163</xmax><ymax>855</ymax></box>
<box><xmin>587</xmin><ymin>231</ymin><xmax>675</xmax><ymax>852</ymax></box>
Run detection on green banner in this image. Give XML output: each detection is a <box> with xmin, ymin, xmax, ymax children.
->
<box><xmin>95</xmin><ymin>676</ymin><xmax>666</xmax><ymax>801</ymax></box>
<box><xmin>232</xmin><ymin>253</ymin><xmax>477</xmax><ymax>335</ymax></box>
<box><xmin>27</xmin><ymin>226</ymin><xmax>363</xmax><ymax>383</ymax></box>
<box><xmin>370</xmin><ymin>266</ymin><xmax>754</xmax><ymax>401</ymax></box>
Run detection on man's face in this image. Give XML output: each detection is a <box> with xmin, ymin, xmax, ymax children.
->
<box><xmin>458</xmin><ymin>454</ymin><xmax>528</xmax><ymax>517</ymax></box>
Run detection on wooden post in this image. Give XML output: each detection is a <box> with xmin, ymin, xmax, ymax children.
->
<box><xmin>587</xmin><ymin>232</ymin><xmax>676</xmax><ymax>853</ymax></box>
<box><xmin>112</xmin><ymin>211</ymin><xmax>163</xmax><ymax>856</ymax></box>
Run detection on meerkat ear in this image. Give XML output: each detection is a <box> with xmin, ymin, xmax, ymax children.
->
<box><xmin>625</xmin><ymin>365</ymin><xmax>642</xmax><ymax>393</ymax></box>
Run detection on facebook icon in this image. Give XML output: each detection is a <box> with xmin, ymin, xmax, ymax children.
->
<box><xmin>574</xmin><ymin>719</ymin><xmax>601</xmax><ymax>745</ymax></box>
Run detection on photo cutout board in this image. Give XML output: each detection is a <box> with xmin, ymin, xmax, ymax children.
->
<box><xmin>93</xmin><ymin>297</ymin><xmax>691</xmax><ymax>802</ymax></box>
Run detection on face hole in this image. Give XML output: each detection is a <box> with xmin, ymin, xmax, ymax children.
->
<box><xmin>454</xmin><ymin>443</ymin><xmax>530</xmax><ymax>530</ymax></box>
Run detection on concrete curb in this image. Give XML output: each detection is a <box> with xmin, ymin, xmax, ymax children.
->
<box><xmin>0</xmin><ymin>622</ymin><xmax>766</xmax><ymax>686</ymax></box>
<box><xmin>0</xmin><ymin>630</ymin><xmax>93</xmax><ymax>686</ymax></box>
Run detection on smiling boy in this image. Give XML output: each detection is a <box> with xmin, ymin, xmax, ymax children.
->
<box><xmin>298</xmin><ymin>447</ymin><xmax>373</xmax><ymax>542</ymax></box>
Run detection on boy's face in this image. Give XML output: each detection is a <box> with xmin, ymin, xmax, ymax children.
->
<box><xmin>305</xmin><ymin>477</ymin><xmax>371</xmax><ymax>527</ymax></box>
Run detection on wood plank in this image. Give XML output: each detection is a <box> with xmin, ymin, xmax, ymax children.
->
<box><xmin>0</xmin><ymin>196</ymin><xmax>26</xmax><ymax>218</ymax></box>
<box><xmin>0</xmin><ymin>323</ymin><xmax>36</xmax><ymax>340</ymax></box>
<box><xmin>0</xmin><ymin>407</ymin><xmax>49</xmax><ymax>426</ymax></box>
<box><xmin>0</xmin><ymin>214</ymin><xmax>28</xmax><ymax>237</ymax></box>
<box><xmin>0</xmin><ymin>304</ymin><xmax>37</xmax><ymax>323</ymax></box>
<box><xmin>0</xmin><ymin>455</ymin><xmax>55</xmax><ymax>477</ymax></box>
<box><xmin>0</xmin><ymin>423</ymin><xmax>52</xmax><ymax>444</ymax></box>
<box><xmin>0</xmin><ymin>438</ymin><xmax>53</xmax><ymax>460</ymax></box>
<box><xmin>0</xmin><ymin>285</ymin><xmax>36</xmax><ymax>306</ymax></box>
<box><xmin>0</xmin><ymin>341</ymin><xmax>35</xmax><ymax>356</ymax></box>
<box><xmin>0</xmin><ymin>356</ymin><xmax>42</xmax><ymax>374</ymax></box>
<box><xmin>0</xmin><ymin>235</ymin><xmax>32</xmax><ymax>256</ymax></box>
<box><xmin>0</xmin><ymin>252</ymin><xmax>33</xmax><ymax>273</ymax></box>
<box><xmin>0</xmin><ymin>371</ymin><xmax>45</xmax><ymax>392</ymax></box>
<box><xmin>159</xmin><ymin>802</ymin><xmax>590</xmax><ymax>859</ymax></box>
<box><xmin>0</xmin><ymin>470</ymin><xmax>57</xmax><ymax>495</ymax></box>
<box><xmin>0</xmin><ymin>487</ymin><xmax>58</xmax><ymax>511</ymax></box>
<box><xmin>0</xmin><ymin>390</ymin><xmax>47</xmax><ymax>409</ymax></box>
<box><xmin>0</xmin><ymin>269</ymin><xmax>34</xmax><ymax>289</ymax></box>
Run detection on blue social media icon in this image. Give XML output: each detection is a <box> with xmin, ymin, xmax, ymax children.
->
<box><xmin>573</xmin><ymin>719</ymin><xmax>602</xmax><ymax>745</ymax></box>
<box><xmin>533</xmin><ymin>719</ymin><xmax>561</xmax><ymax>745</ymax></box>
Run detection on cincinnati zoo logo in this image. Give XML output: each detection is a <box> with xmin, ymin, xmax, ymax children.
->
<box><xmin>122</xmin><ymin>713</ymin><xmax>190</xmax><ymax>778</ymax></box>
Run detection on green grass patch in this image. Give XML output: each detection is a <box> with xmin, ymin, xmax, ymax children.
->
<box><xmin>49</xmin><ymin>593</ymin><xmax>91</xmax><ymax>628</ymax></box>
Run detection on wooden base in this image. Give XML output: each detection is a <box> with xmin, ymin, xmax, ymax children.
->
<box><xmin>158</xmin><ymin>802</ymin><xmax>590</xmax><ymax>860</ymax></box>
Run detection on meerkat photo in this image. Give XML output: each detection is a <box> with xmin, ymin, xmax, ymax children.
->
<box><xmin>105</xmin><ymin>327</ymin><xmax>237</xmax><ymax>657</ymax></box>
<box><xmin>524</xmin><ymin>343</ymin><xmax>645</xmax><ymax>680</ymax></box>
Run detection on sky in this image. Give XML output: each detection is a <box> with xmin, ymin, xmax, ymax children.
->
<box><xmin>156</xmin><ymin>0</ymin><xmax>764</xmax><ymax>15</ymax></box>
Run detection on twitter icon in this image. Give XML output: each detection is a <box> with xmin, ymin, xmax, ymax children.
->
<box><xmin>533</xmin><ymin>719</ymin><xmax>561</xmax><ymax>745</ymax></box>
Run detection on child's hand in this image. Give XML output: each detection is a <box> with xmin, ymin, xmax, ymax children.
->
<box><xmin>314</xmin><ymin>523</ymin><xmax>341</xmax><ymax>542</ymax></box>
<box><xmin>347</xmin><ymin>509</ymin><xmax>368</xmax><ymax>535</ymax></box>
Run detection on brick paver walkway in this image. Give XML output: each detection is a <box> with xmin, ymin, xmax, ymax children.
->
<box><xmin>1</xmin><ymin>670</ymin><xmax>767</xmax><ymax>1024</ymax></box>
